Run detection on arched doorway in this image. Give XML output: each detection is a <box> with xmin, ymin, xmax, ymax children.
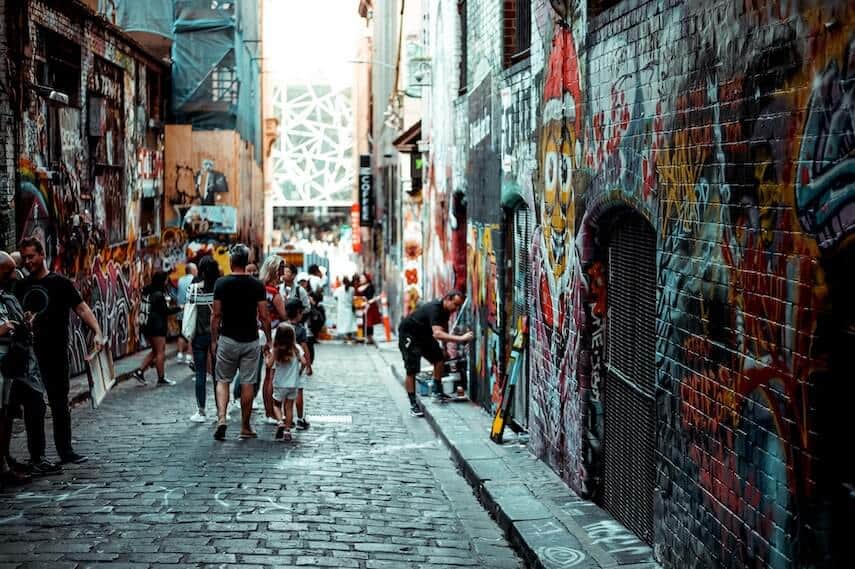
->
<box><xmin>599</xmin><ymin>211</ymin><xmax>657</xmax><ymax>544</ymax></box>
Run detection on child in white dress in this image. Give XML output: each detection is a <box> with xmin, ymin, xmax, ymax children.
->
<box><xmin>264</xmin><ymin>323</ymin><xmax>306</xmax><ymax>441</ymax></box>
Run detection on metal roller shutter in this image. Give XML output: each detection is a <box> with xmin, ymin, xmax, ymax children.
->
<box><xmin>511</xmin><ymin>206</ymin><xmax>533</xmax><ymax>428</ymax></box>
<box><xmin>601</xmin><ymin>214</ymin><xmax>656</xmax><ymax>544</ymax></box>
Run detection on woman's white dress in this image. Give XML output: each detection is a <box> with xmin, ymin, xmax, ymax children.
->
<box><xmin>335</xmin><ymin>286</ymin><xmax>357</xmax><ymax>335</ymax></box>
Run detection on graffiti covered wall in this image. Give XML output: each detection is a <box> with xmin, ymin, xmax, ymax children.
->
<box><xmin>15</xmin><ymin>1</ymin><xmax>168</xmax><ymax>375</ymax></box>
<box><xmin>518</xmin><ymin>0</ymin><xmax>850</xmax><ymax>567</ymax></box>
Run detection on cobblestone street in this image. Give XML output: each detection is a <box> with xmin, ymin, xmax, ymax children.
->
<box><xmin>0</xmin><ymin>343</ymin><xmax>523</xmax><ymax>569</ymax></box>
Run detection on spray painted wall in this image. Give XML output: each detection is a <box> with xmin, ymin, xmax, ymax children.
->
<box><xmin>419</xmin><ymin>0</ymin><xmax>851</xmax><ymax>566</ymax></box>
<box><xmin>14</xmin><ymin>1</ymin><xmax>168</xmax><ymax>375</ymax></box>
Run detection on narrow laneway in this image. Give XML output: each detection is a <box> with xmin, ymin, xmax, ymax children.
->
<box><xmin>0</xmin><ymin>343</ymin><xmax>523</xmax><ymax>569</ymax></box>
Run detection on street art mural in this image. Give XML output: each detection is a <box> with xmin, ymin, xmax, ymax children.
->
<box><xmin>15</xmin><ymin>16</ymin><xmax>168</xmax><ymax>375</ymax></box>
<box><xmin>520</xmin><ymin>1</ymin><xmax>850</xmax><ymax>567</ymax></box>
<box><xmin>528</xmin><ymin>18</ymin><xmax>593</xmax><ymax>496</ymax></box>
<box><xmin>402</xmin><ymin>201</ymin><xmax>423</xmax><ymax>316</ymax></box>
<box><xmin>467</xmin><ymin>223</ymin><xmax>501</xmax><ymax>409</ymax></box>
<box><xmin>422</xmin><ymin>1</ymin><xmax>466</xmax><ymax>301</ymax></box>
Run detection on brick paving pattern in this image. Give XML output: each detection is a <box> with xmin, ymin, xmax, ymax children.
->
<box><xmin>0</xmin><ymin>342</ymin><xmax>523</xmax><ymax>569</ymax></box>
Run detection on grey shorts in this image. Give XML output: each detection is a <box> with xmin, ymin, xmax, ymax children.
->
<box><xmin>215</xmin><ymin>336</ymin><xmax>261</xmax><ymax>385</ymax></box>
<box><xmin>273</xmin><ymin>386</ymin><xmax>298</xmax><ymax>402</ymax></box>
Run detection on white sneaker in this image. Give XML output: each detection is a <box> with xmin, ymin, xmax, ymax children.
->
<box><xmin>264</xmin><ymin>416</ymin><xmax>279</xmax><ymax>425</ymax></box>
<box><xmin>176</xmin><ymin>353</ymin><xmax>186</xmax><ymax>363</ymax></box>
<box><xmin>190</xmin><ymin>411</ymin><xmax>206</xmax><ymax>423</ymax></box>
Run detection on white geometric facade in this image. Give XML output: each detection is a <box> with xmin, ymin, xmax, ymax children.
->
<box><xmin>270</xmin><ymin>84</ymin><xmax>354</xmax><ymax>206</ymax></box>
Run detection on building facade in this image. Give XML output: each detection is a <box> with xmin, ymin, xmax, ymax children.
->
<box><xmin>2</xmin><ymin>0</ymin><xmax>170</xmax><ymax>375</ymax></box>
<box><xmin>418</xmin><ymin>0</ymin><xmax>854</xmax><ymax>567</ymax></box>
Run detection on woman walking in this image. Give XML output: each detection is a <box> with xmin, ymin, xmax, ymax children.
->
<box><xmin>135</xmin><ymin>271</ymin><xmax>180</xmax><ymax>386</ymax></box>
<box><xmin>187</xmin><ymin>257</ymin><xmax>219</xmax><ymax>422</ymax></box>
<box><xmin>335</xmin><ymin>277</ymin><xmax>357</xmax><ymax>343</ymax></box>
<box><xmin>259</xmin><ymin>256</ymin><xmax>288</xmax><ymax>424</ymax></box>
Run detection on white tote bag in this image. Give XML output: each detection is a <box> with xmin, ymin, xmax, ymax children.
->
<box><xmin>181</xmin><ymin>283</ymin><xmax>198</xmax><ymax>341</ymax></box>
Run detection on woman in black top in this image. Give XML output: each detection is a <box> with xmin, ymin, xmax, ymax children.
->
<box><xmin>189</xmin><ymin>256</ymin><xmax>219</xmax><ymax>421</ymax></box>
<box><xmin>135</xmin><ymin>271</ymin><xmax>180</xmax><ymax>386</ymax></box>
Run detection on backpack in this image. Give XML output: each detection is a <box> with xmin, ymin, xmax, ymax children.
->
<box><xmin>307</xmin><ymin>305</ymin><xmax>325</xmax><ymax>336</ymax></box>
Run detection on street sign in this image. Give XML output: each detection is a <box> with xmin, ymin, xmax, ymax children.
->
<box><xmin>358</xmin><ymin>155</ymin><xmax>373</xmax><ymax>227</ymax></box>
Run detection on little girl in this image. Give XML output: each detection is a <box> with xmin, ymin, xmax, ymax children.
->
<box><xmin>265</xmin><ymin>322</ymin><xmax>306</xmax><ymax>441</ymax></box>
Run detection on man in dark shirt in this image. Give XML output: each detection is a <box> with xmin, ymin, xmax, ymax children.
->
<box><xmin>398</xmin><ymin>290</ymin><xmax>472</xmax><ymax>417</ymax></box>
<box><xmin>16</xmin><ymin>238</ymin><xmax>103</xmax><ymax>465</ymax></box>
<box><xmin>211</xmin><ymin>244</ymin><xmax>271</xmax><ymax>441</ymax></box>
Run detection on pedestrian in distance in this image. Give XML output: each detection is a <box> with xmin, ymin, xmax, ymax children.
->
<box><xmin>335</xmin><ymin>277</ymin><xmax>357</xmax><ymax>343</ymax></box>
<box><xmin>259</xmin><ymin>256</ymin><xmax>287</xmax><ymax>425</ymax></box>
<box><xmin>135</xmin><ymin>271</ymin><xmax>181</xmax><ymax>386</ymax></box>
<box><xmin>175</xmin><ymin>263</ymin><xmax>197</xmax><ymax>365</ymax></box>
<box><xmin>264</xmin><ymin>322</ymin><xmax>307</xmax><ymax>442</ymax></box>
<box><xmin>16</xmin><ymin>237</ymin><xmax>104</xmax><ymax>465</ymax></box>
<box><xmin>211</xmin><ymin>244</ymin><xmax>271</xmax><ymax>440</ymax></box>
<box><xmin>187</xmin><ymin>256</ymin><xmax>219</xmax><ymax>423</ymax></box>
<box><xmin>398</xmin><ymin>290</ymin><xmax>473</xmax><ymax>417</ymax></box>
<box><xmin>358</xmin><ymin>273</ymin><xmax>381</xmax><ymax>345</ymax></box>
<box><xmin>0</xmin><ymin>251</ymin><xmax>57</xmax><ymax>484</ymax></box>
<box><xmin>280</xmin><ymin>264</ymin><xmax>310</xmax><ymax>313</ymax></box>
<box><xmin>285</xmin><ymin>299</ymin><xmax>311</xmax><ymax>430</ymax></box>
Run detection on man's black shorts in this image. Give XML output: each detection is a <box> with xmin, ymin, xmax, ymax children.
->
<box><xmin>398</xmin><ymin>333</ymin><xmax>444</xmax><ymax>375</ymax></box>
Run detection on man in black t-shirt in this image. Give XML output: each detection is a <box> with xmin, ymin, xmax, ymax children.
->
<box><xmin>211</xmin><ymin>244</ymin><xmax>271</xmax><ymax>441</ymax></box>
<box><xmin>398</xmin><ymin>290</ymin><xmax>472</xmax><ymax>417</ymax></box>
<box><xmin>16</xmin><ymin>237</ymin><xmax>104</xmax><ymax>465</ymax></box>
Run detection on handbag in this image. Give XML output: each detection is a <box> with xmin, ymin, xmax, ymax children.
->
<box><xmin>181</xmin><ymin>283</ymin><xmax>198</xmax><ymax>341</ymax></box>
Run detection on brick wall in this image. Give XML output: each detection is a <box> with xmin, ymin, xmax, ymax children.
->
<box><xmin>425</xmin><ymin>0</ymin><xmax>851</xmax><ymax>566</ymax></box>
<box><xmin>16</xmin><ymin>0</ymin><xmax>169</xmax><ymax>375</ymax></box>
<box><xmin>0</xmin><ymin>0</ymin><xmax>16</xmax><ymax>250</ymax></box>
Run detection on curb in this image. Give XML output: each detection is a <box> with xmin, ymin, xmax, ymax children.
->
<box><xmin>375</xmin><ymin>345</ymin><xmax>661</xmax><ymax>569</ymax></box>
<box><xmin>385</xmin><ymin>360</ymin><xmax>583</xmax><ymax>569</ymax></box>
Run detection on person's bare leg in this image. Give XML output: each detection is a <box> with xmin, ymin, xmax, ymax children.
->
<box><xmin>240</xmin><ymin>383</ymin><xmax>255</xmax><ymax>435</ymax></box>
<box><xmin>153</xmin><ymin>337</ymin><xmax>166</xmax><ymax>380</ymax></box>
<box><xmin>140</xmin><ymin>342</ymin><xmax>155</xmax><ymax>371</ymax></box>
<box><xmin>296</xmin><ymin>388</ymin><xmax>304</xmax><ymax>419</ymax></box>
<box><xmin>405</xmin><ymin>373</ymin><xmax>416</xmax><ymax>395</ymax></box>
<box><xmin>178</xmin><ymin>336</ymin><xmax>187</xmax><ymax>357</ymax></box>
<box><xmin>263</xmin><ymin>368</ymin><xmax>275</xmax><ymax>418</ymax></box>
<box><xmin>433</xmin><ymin>360</ymin><xmax>444</xmax><ymax>394</ymax></box>
<box><xmin>215</xmin><ymin>382</ymin><xmax>230</xmax><ymax>423</ymax></box>
<box><xmin>284</xmin><ymin>399</ymin><xmax>294</xmax><ymax>430</ymax></box>
<box><xmin>272</xmin><ymin>399</ymin><xmax>284</xmax><ymax>423</ymax></box>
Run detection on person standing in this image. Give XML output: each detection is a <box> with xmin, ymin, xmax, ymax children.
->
<box><xmin>135</xmin><ymin>271</ymin><xmax>180</xmax><ymax>386</ymax></box>
<box><xmin>398</xmin><ymin>290</ymin><xmax>473</xmax><ymax>417</ymax></box>
<box><xmin>265</xmin><ymin>322</ymin><xmax>306</xmax><ymax>442</ymax></box>
<box><xmin>0</xmin><ymin>251</ymin><xmax>57</xmax><ymax>483</ymax></box>
<box><xmin>285</xmin><ymin>299</ymin><xmax>312</xmax><ymax>430</ymax></box>
<box><xmin>258</xmin><ymin>256</ymin><xmax>287</xmax><ymax>424</ymax></box>
<box><xmin>187</xmin><ymin>256</ymin><xmax>219</xmax><ymax>422</ymax></box>
<box><xmin>175</xmin><ymin>263</ymin><xmax>197</xmax><ymax>364</ymax></box>
<box><xmin>358</xmin><ymin>273</ymin><xmax>382</xmax><ymax>345</ymax></box>
<box><xmin>16</xmin><ymin>237</ymin><xmax>104</xmax><ymax>464</ymax></box>
<box><xmin>211</xmin><ymin>244</ymin><xmax>271</xmax><ymax>440</ymax></box>
<box><xmin>280</xmin><ymin>264</ymin><xmax>310</xmax><ymax>312</ymax></box>
<box><xmin>335</xmin><ymin>278</ymin><xmax>357</xmax><ymax>343</ymax></box>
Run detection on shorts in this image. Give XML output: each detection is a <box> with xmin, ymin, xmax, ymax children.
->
<box><xmin>216</xmin><ymin>336</ymin><xmax>261</xmax><ymax>384</ymax></box>
<box><xmin>273</xmin><ymin>386</ymin><xmax>298</xmax><ymax>402</ymax></box>
<box><xmin>398</xmin><ymin>333</ymin><xmax>444</xmax><ymax>375</ymax></box>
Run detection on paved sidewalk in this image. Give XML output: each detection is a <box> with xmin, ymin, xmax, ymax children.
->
<box><xmin>370</xmin><ymin>340</ymin><xmax>662</xmax><ymax>569</ymax></box>
<box><xmin>69</xmin><ymin>343</ymin><xmax>178</xmax><ymax>406</ymax></box>
<box><xmin>2</xmin><ymin>341</ymin><xmax>523</xmax><ymax>568</ymax></box>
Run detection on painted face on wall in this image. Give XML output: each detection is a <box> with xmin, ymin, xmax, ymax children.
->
<box><xmin>541</xmin><ymin>120</ymin><xmax>576</xmax><ymax>279</ymax></box>
<box><xmin>538</xmin><ymin>26</ymin><xmax>582</xmax><ymax>281</ymax></box>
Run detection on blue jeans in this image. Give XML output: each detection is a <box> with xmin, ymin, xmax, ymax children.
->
<box><xmin>191</xmin><ymin>334</ymin><xmax>212</xmax><ymax>410</ymax></box>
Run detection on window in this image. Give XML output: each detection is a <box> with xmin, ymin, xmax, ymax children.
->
<box><xmin>35</xmin><ymin>27</ymin><xmax>81</xmax><ymax>106</ymax></box>
<box><xmin>212</xmin><ymin>66</ymin><xmax>238</xmax><ymax>104</ymax></box>
<box><xmin>503</xmin><ymin>0</ymin><xmax>530</xmax><ymax>68</ymax></box>
<box><xmin>458</xmin><ymin>0</ymin><xmax>467</xmax><ymax>94</ymax></box>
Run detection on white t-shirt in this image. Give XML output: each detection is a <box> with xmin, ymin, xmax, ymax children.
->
<box><xmin>272</xmin><ymin>345</ymin><xmax>305</xmax><ymax>389</ymax></box>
